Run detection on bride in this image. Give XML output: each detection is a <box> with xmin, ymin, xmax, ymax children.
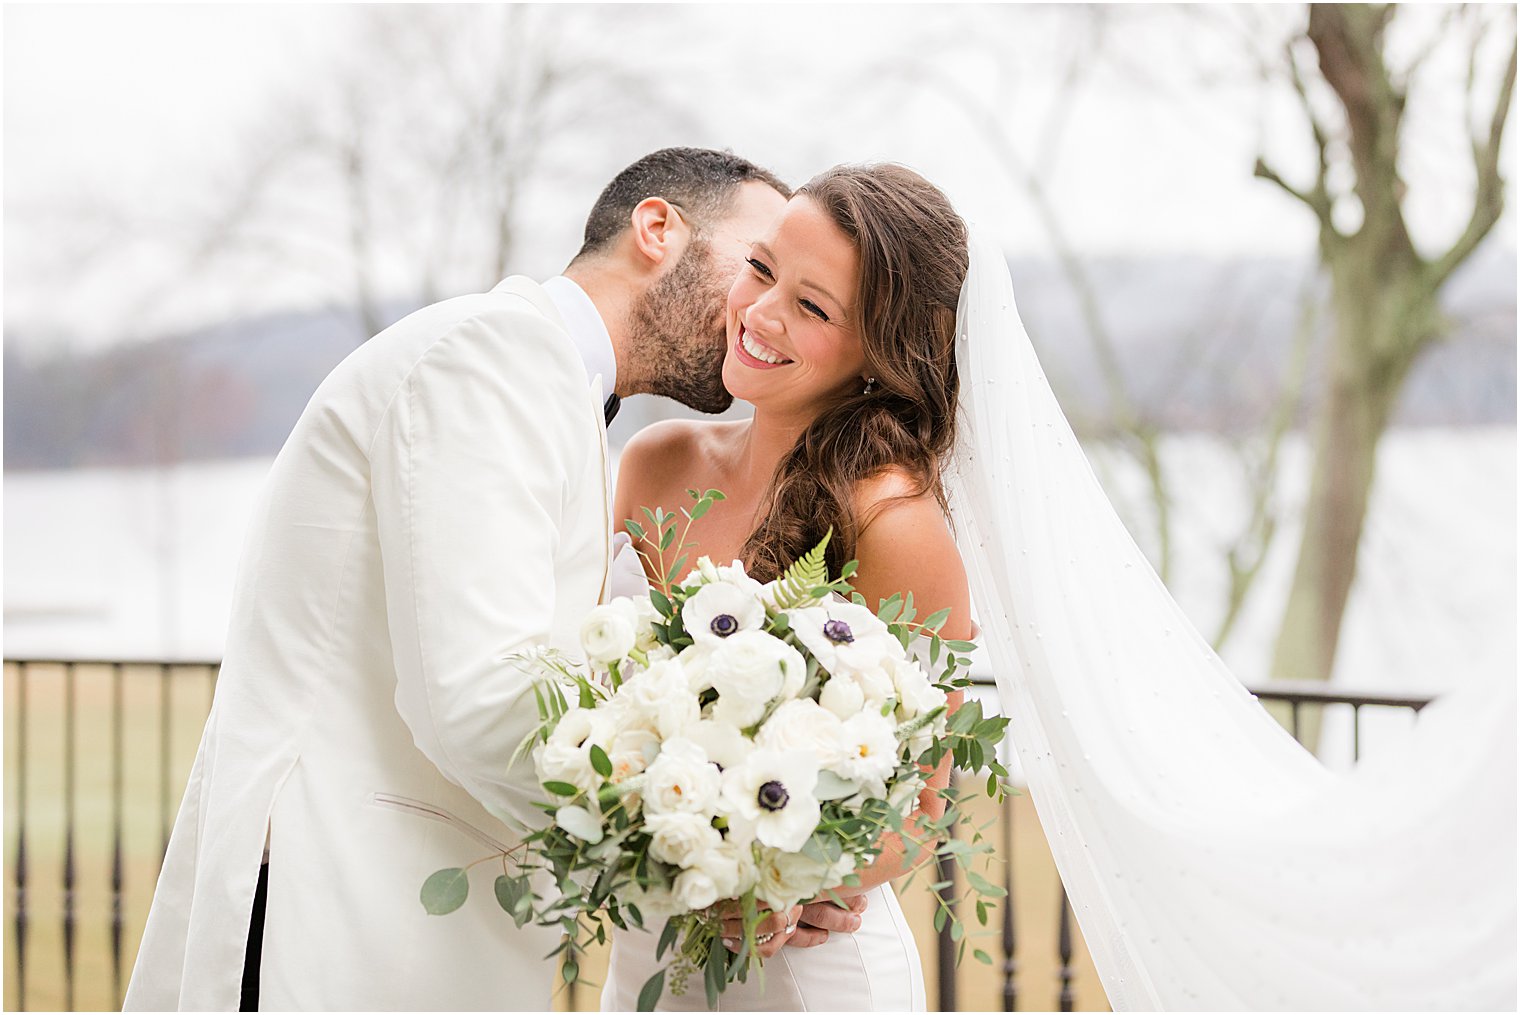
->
<box><xmin>604</xmin><ymin>164</ymin><xmax>970</xmax><ymax>1011</ymax></box>
<box><xmin>605</xmin><ymin>163</ymin><xmax>1516</xmax><ymax>1011</ymax></box>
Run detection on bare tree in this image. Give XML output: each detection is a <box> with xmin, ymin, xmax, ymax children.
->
<box><xmin>1252</xmin><ymin>5</ymin><xmax>1515</xmax><ymax>744</ymax></box>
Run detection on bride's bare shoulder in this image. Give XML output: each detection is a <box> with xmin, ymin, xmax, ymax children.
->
<box><xmin>614</xmin><ymin>419</ymin><xmax>744</xmax><ymax>524</ymax></box>
<box><xmin>851</xmin><ymin>467</ymin><xmax>973</xmax><ymax>637</ymax></box>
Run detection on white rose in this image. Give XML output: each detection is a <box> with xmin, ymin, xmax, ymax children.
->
<box><xmin>720</xmin><ymin>747</ymin><xmax>821</xmax><ymax>853</ymax></box>
<box><xmin>754</xmin><ymin>848</ymin><xmax>831</xmax><ymax>912</ymax></box>
<box><xmin>683</xmin><ymin>581</ymin><xmax>767</xmax><ymax>649</ymax></box>
<box><xmin>756</xmin><ymin>699</ymin><xmax>845</xmax><ymax>768</ymax></box>
<box><xmin>707</xmin><ymin>631</ymin><xmax>807</xmax><ymax>729</ymax></box>
<box><xmin>619</xmin><ymin>659</ymin><xmax>700</xmax><ymax>738</ymax></box>
<box><xmin>643</xmin><ymin>737</ymin><xmax>722</xmax><ymax>815</ymax></box>
<box><xmin>555</xmin><ymin>804</ymin><xmax>604</xmax><ymax>844</ymax></box>
<box><xmin>646</xmin><ymin>811</ymin><xmax>723</xmax><ymax>867</ymax></box>
<box><xmin>673</xmin><ymin>867</ymin><xmax>721</xmax><ymax>911</ymax></box>
<box><xmin>581</xmin><ymin>601</ymin><xmax>638</xmax><ymax>665</ymax></box>
<box><xmin>834</xmin><ymin>712</ymin><xmax>900</xmax><ymax>787</ymax></box>
<box><xmin>786</xmin><ymin>601</ymin><xmax>901</xmax><ymax>677</ymax></box>
<box><xmin>686</xmin><ymin>718</ymin><xmax>752</xmax><ymax>771</ymax></box>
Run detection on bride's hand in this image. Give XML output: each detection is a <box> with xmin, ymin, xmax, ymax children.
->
<box><xmin>717</xmin><ymin>903</ymin><xmax>804</xmax><ymax>958</ymax></box>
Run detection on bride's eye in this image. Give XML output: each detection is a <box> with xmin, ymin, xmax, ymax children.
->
<box><xmin>800</xmin><ymin>299</ymin><xmax>829</xmax><ymax>323</ymax></box>
<box><xmin>746</xmin><ymin>256</ymin><xmax>774</xmax><ymax>280</ymax></box>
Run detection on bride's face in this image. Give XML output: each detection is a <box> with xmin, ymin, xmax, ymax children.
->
<box><xmin>722</xmin><ymin>196</ymin><xmax>868</xmax><ymax>414</ymax></box>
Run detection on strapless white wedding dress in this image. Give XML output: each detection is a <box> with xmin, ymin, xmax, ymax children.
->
<box><xmin>600</xmin><ymin>883</ymin><xmax>926</xmax><ymax>1012</ymax></box>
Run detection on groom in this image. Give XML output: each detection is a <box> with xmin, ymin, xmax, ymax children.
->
<box><xmin>125</xmin><ymin>148</ymin><xmax>855</xmax><ymax>1012</ymax></box>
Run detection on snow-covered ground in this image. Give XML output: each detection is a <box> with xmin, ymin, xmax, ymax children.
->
<box><xmin>5</xmin><ymin>427</ymin><xmax>1514</xmax><ymax>766</ymax></box>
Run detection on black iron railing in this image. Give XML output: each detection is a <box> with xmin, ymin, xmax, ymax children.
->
<box><xmin>3</xmin><ymin>659</ymin><xmax>1434</xmax><ymax>1012</ymax></box>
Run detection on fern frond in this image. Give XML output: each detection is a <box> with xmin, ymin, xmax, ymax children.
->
<box><xmin>770</xmin><ymin>529</ymin><xmax>833</xmax><ymax>609</ymax></box>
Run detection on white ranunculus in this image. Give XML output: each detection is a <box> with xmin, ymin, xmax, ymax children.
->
<box><xmin>887</xmin><ymin>655</ymin><xmax>946</xmax><ymax>720</ymax></box>
<box><xmin>692</xmin><ymin>835</ymin><xmax>759</xmax><ymax>900</ymax></box>
<box><xmin>818</xmin><ymin>674</ymin><xmax>866</xmax><ymax>720</ymax></box>
<box><xmin>537</xmin><ymin>707</ymin><xmax>612</xmax><ymax>792</ymax></box>
<box><xmin>643</xmin><ymin>737</ymin><xmax>722</xmax><ymax>815</ymax></box>
<box><xmin>673</xmin><ymin>866</ymin><xmax>722</xmax><ymax>911</ymax></box>
<box><xmin>755</xmin><ymin>847</ymin><xmax>830</xmax><ymax>912</ymax></box>
<box><xmin>554</xmin><ymin>804</ymin><xmax>604</xmax><ymax>844</ymax></box>
<box><xmin>678</xmin><ymin>644</ymin><xmax>716</xmax><ymax>696</ymax></box>
<box><xmin>707</xmin><ymin>631</ymin><xmax>807</xmax><ymax>729</ymax></box>
<box><xmin>786</xmin><ymin>601</ymin><xmax>901</xmax><ymax>677</ymax></box>
<box><xmin>720</xmin><ymin>747</ymin><xmax>821</xmax><ymax>853</ymax></box>
<box><xmin>756</xmin><ymin>699</ymin><xmax>845</xmax><ymax>768</ymax></box>
<box><xmin>646</xmin><ymin>811</ymin><xmax>722</xmax><ymax>867</ymax></box>
<box><xmin>686</xmin><ymin>718</ymin><xmax>752</xmax><ymax>771</ymax></box>
<box><xmin>581</xmin><ymin>601</ymin><xmax>639</xmax><ymax>665</ymax></box>
<box><xmin>683</xmin><ymin>581</ymin><xmax>766</xmax><ymax>649</ymax></box>
<box><xmin>834</xmin><ymin>712</ymin><xmax>900</xmax><ymax>786</ymax></box>
<box><xmin>888</xmin><ymin>772</ymin><xmax>926</xmax><ymax>818</ymax></box>
<box><xmin>618</xmin><ymin>659</ymin><xmax>699</xmax><ymax>738</ymax></box>
<box><xmin>617</xmin><ymin>877</ymin><xmax>680</xmax><ymax>922</ymax></box>
<box><xmin>630</xmin><ymin>594</ymin><xmax>663</xmax><ymax>654</ymax></box>
<box><xmin>608</xmin><ymin>725</ymin><xmax>661</xmax><ymax>783</ymax></box>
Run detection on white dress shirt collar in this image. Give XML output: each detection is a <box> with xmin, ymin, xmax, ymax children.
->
<box><xmin>541</xmin><ymin>275</ymin><xmax>616</xmax><ymax>396</ymax></box>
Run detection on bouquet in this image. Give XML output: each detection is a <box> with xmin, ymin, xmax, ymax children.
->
<box><xmin>423</xmin><ymin>490</ymin><xmax>1011</xmax><ymax>1010</ymax></box>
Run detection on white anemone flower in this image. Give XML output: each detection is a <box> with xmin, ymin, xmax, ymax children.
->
<box><xmin>720</xmin><ymin>747</ymin><xmax>821</xmax><ymax>852</ymax></box>
<box><xmin>787</xmin><ymin>601</ymin><xmax>901</xmax><ymax>677</ymax></box>
<box><xmin>683</xmin><ymin>581</ymin><xmax>767</xmax><ymax>649</ymax></box>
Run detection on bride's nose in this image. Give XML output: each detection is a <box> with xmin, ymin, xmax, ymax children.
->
<box><xmin>744</xmin><ymin>287</ymin><xmax>786</xmax><ymax>339</ymax></box>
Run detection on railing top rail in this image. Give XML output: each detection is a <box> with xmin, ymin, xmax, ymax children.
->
<box><xmin>5</xmin><ymin>658</ymin><xmax>1439</xmax><ymax>710</ymax></box>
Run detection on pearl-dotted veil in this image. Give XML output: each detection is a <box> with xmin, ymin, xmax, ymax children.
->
<box><xmin>944</xmin><ymin>228</ymin><xmax>1516</xmax><ymax>1009</ymax></box>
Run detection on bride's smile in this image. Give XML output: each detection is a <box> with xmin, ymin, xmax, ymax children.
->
<box><xmin>722</xmin><ymin>195</ymin><xmax>869</xmax><ymax>415</ymax></box>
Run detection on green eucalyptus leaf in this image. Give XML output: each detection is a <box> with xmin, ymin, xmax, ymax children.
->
<box><xmin>590</xmin><ymin>744</ymin><xmax>613</xmax><ymax>778</ymax></box>
<box><xmin>656</xmin><ymin>917</ymin><xmax>681</xmax><ymax>961</ymax></box>
<box><xmin>421</xmin><ymin>867</ymin><xmax>469</xmax><ymax>915</ymax></box>
<box><xmin>542</xmin><ymin>780</ymin><xmax>579</xmax><ymax>797</ymax></box>
<box><xmin>624</xmin><ymin>519</ymin><xmax>646</xmax><ymax>540</ymax></box>
<box><xmin>637</xmin><ymin>970</ymin><xmax>665</xmax><ymax>1012</ymax></box>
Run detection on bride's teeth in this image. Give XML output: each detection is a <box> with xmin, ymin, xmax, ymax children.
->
<box><xmin>741</xmin><ymin>329</ymin><xmax>788</xmax><ymax>365</ymax></box>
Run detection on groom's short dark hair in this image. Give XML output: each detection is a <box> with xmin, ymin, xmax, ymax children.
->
<box><xmin>575</xmin><ymin>148</ymin><xmax>790</xmax><ymax>259</ymax></box>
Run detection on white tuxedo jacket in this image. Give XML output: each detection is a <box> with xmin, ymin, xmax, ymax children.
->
<box><xmin>124</xmin><ymin>278</ymin><xmax>613</xmax><ymax>1011</ymax></box>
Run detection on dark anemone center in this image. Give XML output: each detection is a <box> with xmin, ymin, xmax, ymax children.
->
<box><xmin>710</xmin><ymin>614</ymin><xmax>739</xmax><ymax>637</ymax></box>
<box><xmin>822</xmin><ymin>619</ymin><xmax>854</xmax><ymax>644</ymax></box>
<box><xmin>757</xmin><ymin>780</ymin><xmax>789</xmax><ymax>812</ymax></box>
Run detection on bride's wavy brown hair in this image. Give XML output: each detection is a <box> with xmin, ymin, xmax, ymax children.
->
<box><xmin>739</xmin><ymin>164</ymin><xmax>969</xmax><ymax>582</ymax></box>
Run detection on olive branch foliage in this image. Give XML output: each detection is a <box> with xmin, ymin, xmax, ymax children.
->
<box><xmin>422</xmin><ymin>489</ymin><xmax>1013</xmax><ymax>1008</ymax></box>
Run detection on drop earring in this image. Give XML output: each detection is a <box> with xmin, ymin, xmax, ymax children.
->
<box><xmin>863</xmin><ymin>376</ymin><xmax>877</xmax><ymax>395</ymax></box>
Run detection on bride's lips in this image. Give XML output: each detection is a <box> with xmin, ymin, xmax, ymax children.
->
<box><xmin>734</xmin><ymin>324</ymin><xmax>794</xmax><ymax>370</ymax></box>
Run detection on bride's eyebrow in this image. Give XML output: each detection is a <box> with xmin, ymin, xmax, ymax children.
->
<box><xmin>752</xmin><ymin>241</ymin><xmax>846</xmax><ymax>316</ymax></box>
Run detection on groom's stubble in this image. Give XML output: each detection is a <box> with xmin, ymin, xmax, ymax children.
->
<box><xmin>626</xmin><ymin>237</ymin><xmax>736</xmax><ymax>415</ymax></box>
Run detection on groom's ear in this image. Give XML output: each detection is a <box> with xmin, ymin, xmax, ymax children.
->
<box><xmin>626</xmin><ymin>197</ymin><xmax>687</xmax><ymax>272</ymax></box>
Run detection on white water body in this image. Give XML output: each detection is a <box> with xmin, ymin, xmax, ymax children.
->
<box><xmin>5</xmin><ymin>427</ymin><xmax>1513</xmax><ymax>766</ymax></box>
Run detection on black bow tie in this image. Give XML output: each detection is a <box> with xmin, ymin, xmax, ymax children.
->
<box><xmin>603</xmin><ymin>393</ymin><xmax>620</xmax><ymax>426</ymax></box>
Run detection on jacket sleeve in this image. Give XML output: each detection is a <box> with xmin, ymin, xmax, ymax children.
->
<box><xmin>369</xmin><ymin>308</ymin><xmax>583</xmax><ymax>827</ymax></box>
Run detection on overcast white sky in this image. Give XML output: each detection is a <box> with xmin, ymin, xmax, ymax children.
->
<box><xmin>4</xmin><ymin>3</ymin><xmax>1515</xmax><ymax>349</ymax></box>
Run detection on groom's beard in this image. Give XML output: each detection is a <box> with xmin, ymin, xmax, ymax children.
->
<box><xmin>627</xmin><ymin>240</ymin><xmax>735</xmax><ymax>415</ymax></box>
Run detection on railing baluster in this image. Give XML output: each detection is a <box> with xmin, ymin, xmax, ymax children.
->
<box><xmin>1289</xmin><ymin>700</ymin><xmax>1301</xmax><ymax>743</ymax></box>
<box><xmin>1001</xmin><ymin>792</ymin><xmax>1017</xmax><ymax>1012</ymax></box>
<box><xmin>14</xmin><ymin>663</ymin><xmax>30</xmax><ymax>1012</ymax></box>
<box><xmin>63</xmin><ymin>663</ymin><xmax>77</xmax><ymax>1012</ymax></box>
<box><xmin>935</xmin><ymin>772</ymin><xmax>958</xmax><ymax>1013</ymax></box>
<box><xmin>1057</xmin><ymin>886</ymin><xmax>1074</xmax><ymax>1012</ymax></box>
<box><xmin>160</xmin><ymin>664</ymin><xmax>171</xmax><ymax>865</ymax></box>
<box><xmin>1352</xmin><ymin>702</ymin><xmax>1362</xmax><ymax>762</ymax></box>
<box><xmin>112</xmin><ymin>663</ymin><xmax>126</xmax><ymax>1007</ymax></box>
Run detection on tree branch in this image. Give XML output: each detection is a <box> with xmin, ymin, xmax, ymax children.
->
<box><xmin>1429</xmin><ymin>31</ymin><xmax>1516</xmax><ymax>289</ymax></box>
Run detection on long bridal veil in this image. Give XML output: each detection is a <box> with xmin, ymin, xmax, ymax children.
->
<box><xmin>944</xmin><ymin>229</ymin><xmax>1516</xmax><ymax>1010</ymax></box>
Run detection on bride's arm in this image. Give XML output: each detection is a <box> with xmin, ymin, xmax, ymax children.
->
<box><xmin>820</xmin><ymin>473</ymin><xmax>974</xmax><ymax>899</ymax></box>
